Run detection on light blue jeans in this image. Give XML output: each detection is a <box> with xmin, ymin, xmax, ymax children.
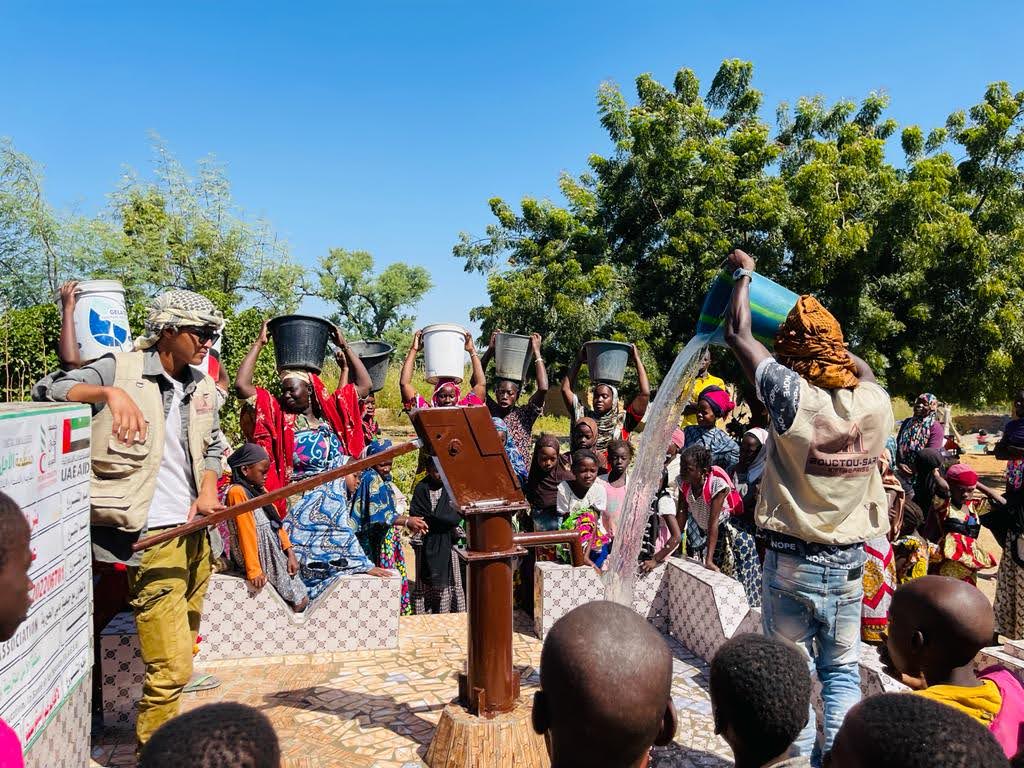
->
<box><xmin>761</xmin><ymin>546</ymin><xmax>865</xmax><ymax>766</ymax></box>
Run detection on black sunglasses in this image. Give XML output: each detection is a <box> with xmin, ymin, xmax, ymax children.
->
<box><xmin>179</xmin><ymin>326</ymin><xmax>220</xmax><ymax>344</ymax></box>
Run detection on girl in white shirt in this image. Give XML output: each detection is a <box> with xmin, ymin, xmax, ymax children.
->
<box><xmin>556</xmin><ymin>449</ymin><xmax>610</xmax><ymax>567</ymax></box>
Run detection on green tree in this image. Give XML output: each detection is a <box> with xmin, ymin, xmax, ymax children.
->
<box><xmin>456</xmin><ymin>60</ymin><xmax>1024</xmax><ymax>405</ymax></box>
<box><xmin>315</xmin><ymin>248</ymin><xmax>431</xmax><ymax>351</ymax></box>
<box><xmin>108</xmin><ymin>139</ymin><xmax>304</xmax><ymax>313</ymax></box>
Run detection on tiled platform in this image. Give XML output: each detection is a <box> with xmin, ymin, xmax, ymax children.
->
<box><xmin>91</xmin><ymin>611</ymin><xmax>734</xmax><ymax>768</ymax></box>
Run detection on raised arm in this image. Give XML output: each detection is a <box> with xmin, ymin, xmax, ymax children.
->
<box><xmin>977</xmin><ymin>482</ymin><xmax>1007</xmax><ymax>507</ymax></box>
<box><xmin>627</xmin><ymin>343</ymin><xmax>651</xmax><ymax>418</ymax></box>
<box><xmin>334</xmin><ymin>326</ymin><xmax>371</xmax><ymax>399</ymax></box>
<box><xmin>561</xmin><ymin>346</ymin><xmax>585</xmax><ymax>414</ymax></box>
<box><xmin>528</xmin><ymin>332</ymin><xmax>549</xmax><ymax>410</ymax></box>
<box><xmin>466</xmin><ymin>332</ymin><xmax>486</xmax><ymax>402</ymax></box>
<box><xmin>235</xmin><ymin>319</ymin><xmax>269</xmax><ymax>401</ymax></box>
<box><xmin>399</xmin><ymin>330</ymin><xmax>422</xmax><ymax>406</ymax></box>
<box><xmin>847</xmin><ymin>351</ymin><xmax>877</xmax><ymax>384</ymax></box>
<box><xmin>57</xmin><ymin>281</ymin><xmax>82</xmax><ymax>370</ymax></box>
<box><xmin>480</xmin><ymin>330</ymin><xmax>498</xmax><ymax>371</ymax></box>
<box><xmin>723</xmin><ymin>249</ymin><xmax>772</xmax><ymax>388</ymax></box>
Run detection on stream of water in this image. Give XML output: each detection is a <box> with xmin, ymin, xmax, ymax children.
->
<box><xmin>603</xmin><ymin>332</ymin><xmax>712</xmax><ymax>606</ymax></box>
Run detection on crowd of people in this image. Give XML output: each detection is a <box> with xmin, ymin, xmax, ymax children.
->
<box><xmin>10</xmin><ymin>243</ymin><xmax>1024</xmax><ymax>766</ymax></box>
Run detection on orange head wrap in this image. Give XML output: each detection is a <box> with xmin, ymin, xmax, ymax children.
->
<box><xmin>774</xmin><ymin>295</ymin><xmax>859</xmax><ymax>390</ymax></box>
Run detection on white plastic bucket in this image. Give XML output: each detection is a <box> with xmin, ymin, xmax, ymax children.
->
<box><xmin>65</xmin><ymin>280</ymin><xmax>133</xmax><ymax>361</ymax></box>
<box><xmin>421</xmin><ymin>323</ymin><xmax>468</xmax><ymax>384</ymax></box>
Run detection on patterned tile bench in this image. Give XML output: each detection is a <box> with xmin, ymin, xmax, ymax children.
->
<box><xmin>100</xmin><ymin>571</ymin><xmax>401</xmax><ymax>726</ymax></box>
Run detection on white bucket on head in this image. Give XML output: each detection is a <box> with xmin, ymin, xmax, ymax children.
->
<box><xmin>64</xmin><ymin>280</ymin><xmax>133</xmax><ymax>361</ymax></box>
<box><xmin>421</xmin><ymin>323</ymin><xmax>468</xmax><ymax>384</ymax></box>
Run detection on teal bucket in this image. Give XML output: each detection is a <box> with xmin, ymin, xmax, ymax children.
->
<box><xmin>695</xmin><ymin>270</ymin><xmax>799</xmax><ymax>347</ymax></box>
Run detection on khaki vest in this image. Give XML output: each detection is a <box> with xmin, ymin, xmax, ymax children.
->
<box><xmin>756</xmin><ymin>379</ymin><xmax>894</xmax><ymax>545</ymax></box>
<box><xmin>90</xmin><ymin>352</ymin><xmax>217</xmax><ymax>532</ymax></box>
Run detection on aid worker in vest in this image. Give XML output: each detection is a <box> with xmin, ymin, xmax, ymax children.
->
<box><xmin>722</xmin><ymin>249</ymin><xmax>893</xmax><ymax>765</ymax></box>
<box><xmin>36</xmin><ymin>289</ymin><xmax>227</xmax><ymax>749</ymax></box>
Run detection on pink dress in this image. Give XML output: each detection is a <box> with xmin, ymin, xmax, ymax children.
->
<box><xmin>600</xmin><ymin>476</ymin><xmax>627</xmax><ymax>538</ymax></box>
<box><xmin>0</xmin><ymin>719</ymin><xmax>23</xmax><ymax>768</ymax></box>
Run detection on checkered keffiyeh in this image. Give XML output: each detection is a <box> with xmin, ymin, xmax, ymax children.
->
<box><xmin>133</xmin><ymin>289</ymin><xmax>224</xmax><ymax>350</ymax></box>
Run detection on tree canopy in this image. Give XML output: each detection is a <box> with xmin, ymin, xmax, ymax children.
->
<box><xmin>455</xmin><ymin>60</ymin><xmax>1024</xmax><ymax>405</ymax></box>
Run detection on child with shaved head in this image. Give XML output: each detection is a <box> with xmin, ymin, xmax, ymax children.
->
<box><xmin>532</xmin><ymin>601</ymin><xmax>676</xmax><ymax>768</ymax></box>
<box><xmin>883</xmin><ymin>575</ymin><xmax>1024</xmax><ymax>757</ymax></box>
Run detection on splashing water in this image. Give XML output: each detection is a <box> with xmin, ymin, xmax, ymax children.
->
<box><xmin>603</xmin><ymin>333</ymin><xmax>712</xmax><ymax>606</ymax></box>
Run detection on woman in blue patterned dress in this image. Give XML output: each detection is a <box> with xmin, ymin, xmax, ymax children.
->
<box><xmin>350</xmin><ymin>440</ymin><xmax>428</xmax><ymax>615</ymax></box>
<box><xmin>284</xmin><ymin>417</ymin><xmax>391</xmax><ymax>600</ymax></box>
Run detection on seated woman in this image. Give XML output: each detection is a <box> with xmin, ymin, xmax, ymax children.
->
<box><xmin>350</xmin><ymin>440</ymin><xmax>429</xmax><ymax>615</ymax></box>
<box><xmin>561</xmin><ymin>342</ymin><xmax>650</xmax><ymax>455</ymax></box>
<box><xmin>480</xmin><ymin>331</ymin><xmax>548</xmax><ymax>459</ymax></box>
<box><xmin>235</xmin><ymin>319</ymin><xmax>372</xmax><ymax>514</ymax></box>
<box><xmin>410</xmin><ymin>460</ymin><xmax>465</xmax><ymax>615</ymax></box>
<box><xmin>234</xmin><ymin>320</ymin><xmax>384</xmax><ymax>599</ymax></box>
<box><xmin>682</xmin><ymin>386</ymin><xmax>740</xmax><ymax>469</ymax></box>
<box><xmin>224</xmin><ymin>444</ymin><xmax>309</xmax><ymax>612</ymax></box>
<box><xmin>400</xmin><ymin>329</ymin><xmax>485</xmax><ymax>410</ymax></box>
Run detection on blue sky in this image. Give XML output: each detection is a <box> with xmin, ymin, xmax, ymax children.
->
<box><xmin>3</xmin><ymin>2</ymin><xmax>1023</xmax><ymax>332</ymax></box>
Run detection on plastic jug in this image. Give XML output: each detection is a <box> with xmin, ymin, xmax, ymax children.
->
<box><xmin>695</xmin><ymin>270</ymin><xmax>799</xmax><ymax>346</ymax></box>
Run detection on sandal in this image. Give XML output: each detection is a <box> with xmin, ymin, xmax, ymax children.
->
<box><xmin>183</xmin><ymin>673</ymin><xmax>221</xmax><ymax>693</ymax></box>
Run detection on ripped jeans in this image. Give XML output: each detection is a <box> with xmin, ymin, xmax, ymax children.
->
<box><xmin>761</xmin><ymin>545</ymin><xmax>865</xmax><ymax>766</ymax></box>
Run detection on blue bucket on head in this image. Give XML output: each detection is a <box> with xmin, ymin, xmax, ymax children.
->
<box><xmin>695</xmin><ymin>270</ymin><xmax>800</xmax><ymax>347</ymax></box>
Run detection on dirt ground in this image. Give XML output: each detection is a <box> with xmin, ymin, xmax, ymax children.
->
<box><xmin>963</xmin><ymin>453</ymin><xmax>1006</xmax><ymax>605</ymax></box>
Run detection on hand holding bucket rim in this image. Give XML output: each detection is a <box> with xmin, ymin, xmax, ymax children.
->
<box><xmin>694</xmin><ymin>253</ymin><xmax>799</xmax><ymax>346</ymax></box>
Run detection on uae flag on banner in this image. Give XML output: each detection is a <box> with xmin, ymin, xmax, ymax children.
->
<box><xmin>62</xmin><ymin>415</ymin><xmax>90</xmax><ymax>454</ymax></box>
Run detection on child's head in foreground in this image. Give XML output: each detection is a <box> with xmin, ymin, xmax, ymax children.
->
<box><xmin>824</xmin><ymin>693</ymin><xmax>1007</xmax><ymax>768</ymax></box>
<box><xmin>533</xmin><ymin>600</ymin><xmax>676</xmax><ymax>768</ymax></box>
<box><xmin>139</xmin><ymin>702</ymin><xmax>281</xmax><ymax>768</ymax></box>
<box><xmin>0</xmin><ymin>491</ymin><xmax>32</xmax><ymax>643</ymax></box>
<box><xmin>884</xmin><ymin>575</ymin><xmax>993</xmax><ymax>689</ymax></box>
<box><xmin>710</xmin><ymin>633</ymin><xmax>810</xmax><ymax>766</ymax></box>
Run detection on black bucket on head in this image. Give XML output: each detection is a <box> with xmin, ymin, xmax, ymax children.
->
<box><xmin>349</xmin><ymin>340</ymin><xmax>394</xmax><ymax>393</ymax></box>
<box><xmin>267</xmin><ymin>315</ymin><xmax>333</xmax><ymax>373</ymax></box>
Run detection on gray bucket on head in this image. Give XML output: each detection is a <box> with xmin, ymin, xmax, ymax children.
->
<box><xmin>493</xmin><ymin>333</ymin><xmax>533</xmax><ymax>383</ymax></box>
<box><xmin>585</xmin><ymin>340</ymin><xmax>631</xmax><ymax>385</ymax></box>
<box><xmin>349</xmin><ymin>340</ymin><xmax>394</xmax><ymax>393</ymax></box>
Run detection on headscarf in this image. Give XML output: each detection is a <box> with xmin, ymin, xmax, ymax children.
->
<box><xmin>279</xmin><ymin>369</ymin><xmax>312</xmax><ymax>385</ymax></box>
<box><xmin>133</xmin><ymin>289</ymin><xmax>224</xmax><ymax>350</ymax></box>
<box><xmin>589</xmin><ymin>384</ymin><xmax>621</xmax><ymax>452</ymax></box>
<box><xmin>493</xmin><ymin>417</ymin><xmax>528</xmax><ymax>487</ymax></box>
<box><xmin>526</xmin><ymin>434</ymin><xmax>571</xmax><ymax>511</ymax></box>
<box><xmin>896</xmin><ymin>393</ymin><xmax>938</xmax><ymax>466</ymax></box>
<box><xmin>743</xmin><ymin>427</ymin><xmax>769</xmax><ymax>483</ymax></box>
<box><xmin>572</xmin><ymin>417</ymin><xmax>599</xmax><ymax>450</ymax></box>
<box><xmin>432</xmin><ymin>381</ymin><xmax>461</xmax><ymax>406</ymax></box>
<box><xmin>946</xmin><ymin>463</ymin><xmax>979</xmax><ymax>488</ymax></box>
<box><xmin>698</xmin><ymin>386</ymin><xmax>736</xmax><ymax>419</ymax></box>
<box><xmin>226</xmin><ymin>443</ymin><xmax>281</xmax><ymax>530</ymax></box>
<box><xmin>350</xmin><ymin>440</ymin><xmax>399</xmax><ymax>530</ymax></box>
<box><xmin>774</xmin><ymin>295</ymin><xmax>859</xmax><ymax>390</ymax></box>
<box><xmin>360</xmin><ymin>397</ymin><xmax>381</xmax><ymax>442</ymax></box>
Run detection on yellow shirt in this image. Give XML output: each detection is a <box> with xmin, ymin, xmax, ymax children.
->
<box><xmin>915</xmin><ymin>679</ymin><xmax>1002</xmax><ymax>726</ymax></box>
<box><xmin>681</xmin><ymin>373</ymin><xmax>727</xmax><ymax>427</ymax></box>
